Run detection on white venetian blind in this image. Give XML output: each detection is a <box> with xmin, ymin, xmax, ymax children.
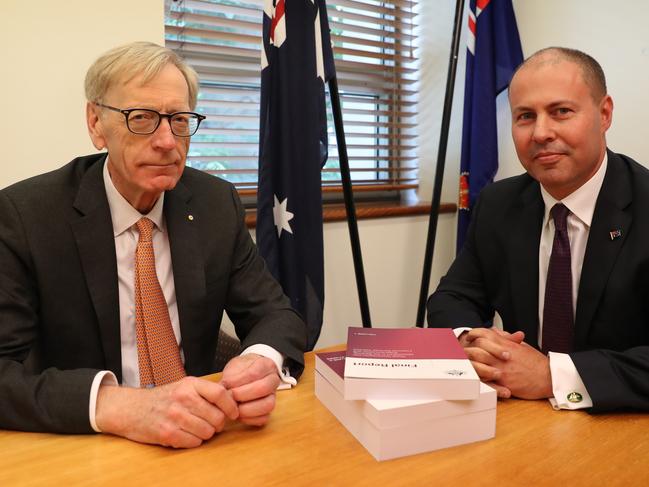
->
<box><xmin>165</xmin><ymin>0</ymin><xmax>418</xmax><ymax>200</ymax></box>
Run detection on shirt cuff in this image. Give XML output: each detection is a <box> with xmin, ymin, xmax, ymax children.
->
<box><xmin>241</xmin><ymin>344</ymin><xmax>297</xmax><ymax>390</ymax></box>
<box><xmin>453</xmin><ymin>327</ymin><xmax>472</xmax><ymax>338</ymax></box>
<box><xmin>547</xmin><ymin>352</ymin><xmax>593</xmax><ymax>410</ymax></box>
<box><xmin>89</xmin><ymin>371</ymin><xmax>119</xmax><ymax>432</ymax></box>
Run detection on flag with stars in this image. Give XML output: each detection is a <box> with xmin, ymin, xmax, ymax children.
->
<box><xmin>257</xmin><ymin>0</ymin><xmax>335</xmax><ymax>350</ymax></box>
<box><xmin>457</xmin><ymin>0</ymin><xmax>522</xmax><ymax>252</ymax></box>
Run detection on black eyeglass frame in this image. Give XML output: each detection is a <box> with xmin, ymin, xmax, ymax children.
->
<box><xmin>94</xmin><ymin>102</ymin><xmax>206</xmax><ymax>137</ymax></box>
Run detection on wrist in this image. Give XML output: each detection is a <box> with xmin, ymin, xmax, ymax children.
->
<box><xmin>95</xmin><ymin>384</ymin><xmax>128</xmax><ymax>434</ymax></box>
<box><xmin>543</xmin><ymin>356</ymin><xmax>554</xmax><ymax>398</ymax></box>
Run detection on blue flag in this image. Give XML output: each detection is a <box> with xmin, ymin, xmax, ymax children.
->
<box><xmin>457</xmin><ymin>0</ymin><xmax>523</xmax><ymax>252</ymax></box>
<box><xmin>257</xmin><ymin>0</ymin><xmax>335</xmax><ymax>350</ymax></box>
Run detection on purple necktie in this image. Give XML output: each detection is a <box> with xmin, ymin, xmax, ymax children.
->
<box><xmin>542</xmin><ymin>204</ymin><xmax>573</xmax><ymax>354</ymax></box>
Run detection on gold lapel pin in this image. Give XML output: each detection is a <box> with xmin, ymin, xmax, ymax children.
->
<box><xmin>188</xmin><ymin>215</ymin><xmax>194</xmax><ymax>221</ymax></box>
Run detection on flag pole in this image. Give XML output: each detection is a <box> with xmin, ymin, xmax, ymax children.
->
<box><xmin>328</xmin><ymin>76</ymin><xmax>372</xmax><ymax>328</ymax></box>
<box><xmin>415</xmin><ymin>0</ymin><xmax>466</xmax><ymax>327</ymax></box>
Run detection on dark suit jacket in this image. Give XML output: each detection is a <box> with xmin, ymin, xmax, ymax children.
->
<box><xmin>427</xmin><ymin>150</ymin><xmax>649</xmax><ymax>412</ymax></box>
<box><xmin>0</xmin><ymin>153</ymin><xmax>307</xmax><ymax>433</ymax></box>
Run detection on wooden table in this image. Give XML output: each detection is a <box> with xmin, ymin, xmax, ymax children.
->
<box><xmin>1</xmin><ymin>348</ymin><xmax>648</xmax><ymax>486</ymax></box>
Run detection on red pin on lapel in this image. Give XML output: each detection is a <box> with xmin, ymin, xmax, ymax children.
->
<box><xmin>609</xmin><ymin>229</ymin><xmax>621</xmax><ymax>240</ymax></box>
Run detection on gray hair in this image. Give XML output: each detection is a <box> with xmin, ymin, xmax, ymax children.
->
<box><xmin>84</xmin><ymin>41</ymin><xmax>199</xmax><ymax>109</ymax></box>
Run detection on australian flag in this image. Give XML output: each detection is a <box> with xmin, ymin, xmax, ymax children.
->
<box><xmin>457</xmin><ymin>0</ymin><xmax>523</xmax><ymax>252</ymax></box>
<box><xmin>257</xmin><ymin>0</ymin><xmax>335</xmax><ymax>350</ymax></box>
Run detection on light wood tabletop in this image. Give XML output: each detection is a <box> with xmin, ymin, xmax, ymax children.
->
<box><xmin>1</xmin><ymin>346</ymin><xmax>647</xmax><ymax>486</ymax></box>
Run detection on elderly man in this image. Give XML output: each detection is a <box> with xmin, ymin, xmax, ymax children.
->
<box><xmin>428</xmin><ymin>47</ymin><xmax>649</xmax><ymax>412</ymax></box>
<box><xmin>0</xmin><ymin>41</ymin><xmax>306</xmax><ymax>447</ymax></box>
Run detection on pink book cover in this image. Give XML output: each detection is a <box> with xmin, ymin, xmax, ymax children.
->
<box><xmin>315</xmin><ymin>350</ymin><xmax>347</xmax><ymax>394</ymax></box>
<box><xmin>316</xmin><ymin>350</ymin><xmax>346</xmax><ymax>378</ymax></box>
<box><xmin>344</xmin><ymin>327</ymin><xmax>476</xmax><ymax>381</ymax></box>
<box><xmin>347</xmin><ymin>327</ymin><xmax>467</xmax><ymax>360</ymax></box>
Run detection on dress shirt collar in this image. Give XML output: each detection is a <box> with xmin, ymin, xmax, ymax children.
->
<box><xmin>540</xmin><ymin>152</ymin><xmax>608</xmax><ymax>228</ymax></box>
<box><xmin>102</xmin><ymin>156</ymin><xmax>166</xmax><ymax>237</ymax></box>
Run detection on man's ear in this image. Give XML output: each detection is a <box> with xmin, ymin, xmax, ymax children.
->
<box><xmin>600</xmin><ymin>94</ymin><xmax>614</xmax><ymax>133</ymax></box>
<box><xmin>86</xmin><ymin>102</ymin><xmax>107</xmax><ymax>150</ymax></box>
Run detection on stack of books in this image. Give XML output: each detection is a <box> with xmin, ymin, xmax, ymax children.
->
<box><xmin>314</xmin><ymin>327</ymin><xmax>497</xmax><ymax>461</ymax></box>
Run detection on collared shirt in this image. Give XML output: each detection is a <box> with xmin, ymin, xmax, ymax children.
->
<box><xmin>453</xmin><ymin>153</ymin><xmax>608</xmax><ymax>410</ymax></box>
<box><xmin>539</xmin><ymin>153</ymin><xmax>608</xmax><ymax>410</ymax></box>
<box><xmin>89</xmin><ymin>157</ymin><xmax>294</xmax><ymax>431</ymax></box>
<box><xmin>103</xmin><ymin>158</ymin><xmax>180</xmax><ymax>387</ymax></box>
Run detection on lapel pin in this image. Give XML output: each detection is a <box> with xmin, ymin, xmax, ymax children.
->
<box><xmin>609</xmin><ymin>229</ymin><xmax>621</xmax><ymax>240</ymax></box>
<box><xmin>188</xmin><ymin>215</ymin><xmax>194</xmax><ymax>221</ymax></box>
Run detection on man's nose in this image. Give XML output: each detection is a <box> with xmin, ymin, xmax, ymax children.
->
<box><xmin>151</xmin><ymin>117</ymin><xmax>177</xmax><ymax>150</ymax></box>
<box><xmin>532</xmin><ymin>115</ymin><xmax>556</xmax><ymax>143</ymax></box>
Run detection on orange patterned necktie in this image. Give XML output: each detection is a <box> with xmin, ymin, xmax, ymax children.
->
<box><xmin>134</xmin><ymin>217</ymin><xmax>186</xmax><ymax>387</ymax></box>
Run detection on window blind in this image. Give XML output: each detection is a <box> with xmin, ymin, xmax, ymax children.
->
<box><xmin>165</xmin><ymin>0</ymin><xmax>418</xmax><ymax>200</ymax></box>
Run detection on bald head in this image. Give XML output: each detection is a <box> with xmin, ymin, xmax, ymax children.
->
<box><xmin>512</xmin><ymin>47</ymin><xmax>607</xmax><ymax>103</ymax></box>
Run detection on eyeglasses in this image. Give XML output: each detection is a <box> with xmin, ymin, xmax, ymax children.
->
<box><xmin>94</xmin><ymin>102</ymin><xmax>206</xmax><ymax>137</ymax></box>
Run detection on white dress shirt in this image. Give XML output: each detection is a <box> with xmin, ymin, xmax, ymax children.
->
<box><xmin>455</xmin><ymin>154</ymin><xmax>608</xmax><ymax>410</ymax></box>
<box><xmin>89</xmin><ymin>158</ymin><xmax>294</xmax><ymax>431</ymax></box>
<box><xmin>539</xmin><ymin>154</ymin><xmax>608</xmax><ymax>410</ymax></box>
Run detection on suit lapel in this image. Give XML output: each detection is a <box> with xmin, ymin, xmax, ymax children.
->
<box><xmin>70</xmin><ymin>156</ymin><xmax>123</xmax><ymax>380</ymax></box>
<box><xmin>507</xmin><ymin>181</ymin><xmax>544</xmax><ymax>346</ymax></box>
<box><xmin>575</xmin><ymin>153</ymin><xmax>632</xmax><ymax>348</ymax></box>
<box><xmin>164</xmin><ymin>181</ymin><xmax>206</xmax><ymax>374</ymax></box>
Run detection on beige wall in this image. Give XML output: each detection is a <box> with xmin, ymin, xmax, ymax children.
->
<box><xmin>499</xmin><ymin>1</ymin><xmax>649</xmax><ymax>179</ymax></box>
<box><xmin>242</xmin><ymin>214</ymin><xmax>456</xmax><ymax>348</ymax></box>
<box><xmin>0</xmin><ymin>0</ymin><xmax>164</xmax><ymax>186</ymax></box>
<box><xmin>2</xmin><ymin>0</ymin><xmax>649</xmax><ymax>349</ymax></box>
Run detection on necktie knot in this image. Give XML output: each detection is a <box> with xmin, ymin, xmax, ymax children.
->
<box><xmin>136</xmin><ymin>217</ymin><xmax>154</xmax><ymax>243</ymax></box>
<box><xmin>551</xmin><ymin>203</ymin><xmax>570</xmax><ymax>233</ymax></box>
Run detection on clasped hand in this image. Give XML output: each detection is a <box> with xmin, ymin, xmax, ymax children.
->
<box><xmin>96</xmin><ymin>353</ymin><xmax>281</xmax><ymax>448</ymax></box>
<box><xmin>459</xmin><ymin>328</ymin><xmax>553</xmax><ymax>400</ymax></box>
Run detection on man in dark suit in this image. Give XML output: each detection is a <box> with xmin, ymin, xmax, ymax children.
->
<box><xmin>0</xmin><ymin>42</ymin><xmax>307</xmax><ymax>447</ymax></box>
<box><xmin>427</xmin><ymin>47</ymin><xmax>649</xmax><ymax>412</ymax></box>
